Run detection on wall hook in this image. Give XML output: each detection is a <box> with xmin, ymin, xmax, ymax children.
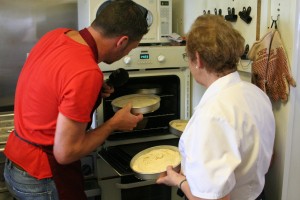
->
<box><xmin>271</xmin><ymin>14</ymin><xmax>280</xmax><ymax>21</ymax></box>
<box><xmin>271</xmin><ymin>15</ymin><xmax>279</xmax><ymax>29</ymax></box>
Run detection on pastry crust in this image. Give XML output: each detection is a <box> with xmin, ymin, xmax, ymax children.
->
<box><xmin>132</xmin><ymin>148</ymin><xmax>181</xmax><ymax>174</ymax></box>
<box><xmin>170</xmin><ymin>120</ymin><xmax>188</xmax><ymax>132</ymax></box>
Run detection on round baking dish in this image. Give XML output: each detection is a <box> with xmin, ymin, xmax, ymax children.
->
<box><xmin>127</xmin><ymin>84</ymin><xmax>162</xmax><ymax>95</ymax></box>
<box><xmin>111</xmin><ymin>94</ymin><xmax>160</xmax><ymax>114</ymax></box>
<box><xmin>135</xmin><ymin>87</ymin><xmax>162</xmax><ymax>95</ymax></box>
<box><xmin>169</xmin><ymin>119</ymin><xmax>189</xmax><ymax>137</ymax></box>
<box><xmin>130</xmin><ymin>145</ymin><xmax>181</xmax><ymax>180</ymax></box>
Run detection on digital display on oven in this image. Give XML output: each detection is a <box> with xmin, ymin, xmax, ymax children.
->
<box><xmin>161</xmin><ymin>1</ymin><xmax>169</xmax><ymax>6</ymax></box>
<box><xmin>140</xmin><ymin>54</ymin><xmax>150</xmax><ymax>59</ymax></box>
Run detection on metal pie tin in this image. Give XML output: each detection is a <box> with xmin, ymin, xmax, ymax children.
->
<box><xmin>130</xmin><ymin>145</ymin><xmax>181</xmax><ymax>180</ymax></box>
<box><xmin>135</xmin><ymin>87</ymin><xmax>162</xmax><ymax>95</ymax></box>
<box><xmin>111</xmin><ymin>94</ymin><xmax>160</xmax><ymax>114</ymax></box>
<box><xmin>169</xmin><ymin>119</ymin><xmax>189</xmax><ymax>137</ymax></box>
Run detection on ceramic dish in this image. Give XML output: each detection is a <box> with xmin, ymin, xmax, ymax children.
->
<box><xmin>130</xmin><ymin>145</ymin><xmax>181</xmax><ymax>180</ymax></box>
<box><xmin>111</xmin><ymin>94</ymin><xmax>160</xmax><ymax>114</ymax></box>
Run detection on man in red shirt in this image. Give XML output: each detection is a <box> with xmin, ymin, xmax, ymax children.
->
<box><xmin>4</xmin><ymin>1</ymin><xmax>148</xmax><ymax>199</ymax></box>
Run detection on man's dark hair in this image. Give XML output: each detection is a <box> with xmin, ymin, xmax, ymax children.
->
<box><xmin>91</xmin><ymin>0</ymin><xmax>149</xmax><ymax>42</ymax></box>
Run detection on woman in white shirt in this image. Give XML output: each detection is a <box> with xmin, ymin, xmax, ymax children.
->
<box><xmin>156</xmin><ymin>15</ymin><xmax>275</xmax><ymax>200</ymax></box>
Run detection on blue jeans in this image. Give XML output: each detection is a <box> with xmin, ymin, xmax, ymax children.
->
<box><xmin>4</xmin><ymin>159</ymin><xmax>59</xmax><ymax>200</ymax></box>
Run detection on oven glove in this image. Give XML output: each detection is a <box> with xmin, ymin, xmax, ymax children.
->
<box><xmin>248</xmin><ymin>29</ymin><xmax>275</xmax><ymax>93</ymax></box>
<box><xmin>265</xmin><ymin>30</ymin><xmax>296</xmax><ymax>102</ymax></box>
<box><xmin>248</xmin><ymin>29</ymin><xmax>296</xmax><ymax>103</ymax></box>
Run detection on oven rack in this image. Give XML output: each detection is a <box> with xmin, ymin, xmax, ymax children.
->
<box><xmin>98</xmin><ymin>147</ymin><xmax>133</xmax><ymax>176</ymax></box>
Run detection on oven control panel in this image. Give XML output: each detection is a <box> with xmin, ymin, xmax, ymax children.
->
<box><xmin>99</xmin><ymin>45</ymin><xmax>187</xmax><ymax>71</ymax></box>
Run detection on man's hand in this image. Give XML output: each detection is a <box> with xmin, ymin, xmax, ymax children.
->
<box><xmin>109</xmin><ymin>103</ymin><xmax>143</xmax><ymax>131</ymax></box>
<box><xmin>101</xmin><ymin>81</ymin><xmax>114</xmax><ymax>98</ymax></box>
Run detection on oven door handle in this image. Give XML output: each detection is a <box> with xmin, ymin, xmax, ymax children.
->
<box><xmin>115</xmin><ymin>179</ymin><xmax>156</xmax><ymax>189</ymax></box>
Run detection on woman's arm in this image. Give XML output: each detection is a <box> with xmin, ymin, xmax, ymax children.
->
<box><xmin>157</xmin><ymin>166</ymin><xmax>230</xmax><ymax>200</ymax></box>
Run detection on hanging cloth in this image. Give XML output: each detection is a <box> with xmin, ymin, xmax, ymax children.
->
<box><xmin>248</xmin><ymin>29</ymin><xmax>296</xmax><ymax>102</ymax></box>
<box><xmin>248</xmin><ymin>29</ymin><xmax>275</xmax><ymax>93</ymax></box>
<box><xmin>265</xmin><ymin>30</ymin><xmax>296</xmax><ymax>102</ymax></box>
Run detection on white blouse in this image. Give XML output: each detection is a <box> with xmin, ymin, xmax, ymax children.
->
<box><xmin>179</xmin><ymin>72</ymin><xmax>275</xmax><ymax>200</ymax></box>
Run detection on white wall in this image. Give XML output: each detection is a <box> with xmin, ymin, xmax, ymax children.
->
<box><xmin>281</xmin><ymin>0</ymin><xmax>300</xmax><ymax>199</ymax></box>
<box><xmin>264</xmin><ymin>0</ymin><xmax>297</xmax><ymax>199</ymax></box>
<box><xmin>173</xmin><ymin>0</ymin><xmax>299</xmax><ymax>199</ymax></box>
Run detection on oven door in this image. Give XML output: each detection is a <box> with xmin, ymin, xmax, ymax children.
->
<box><xmin>97</xmin><ymin>139</ymin><xmax>182</xmax><ymax>200</ymax></box>
<box><xmin>95</xmin><ymin>65</ymin><xmax>190</xmax><ymax>200</ymax></box>
<box><xmin>92</xmin><ymin>67</ymin><xmax>190</xmax><ymax>147</ymax></box>
<box><xmin>99</xmin><ymin>176</ymin><xmax>182</xmax><ymax>200</ymax></box>
<box><xmin>81</xmin><ymin>151</ymin><xmax>101</xmax><ymax>199</ymax></box>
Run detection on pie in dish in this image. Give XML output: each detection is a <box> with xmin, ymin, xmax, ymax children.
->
<box><xmin>169</xmin><ymin>120</ymin><xmax>188</xmax><ymax>132</ymax></box>
<box><xmin>111</xmin><ymin>94</ymin><xmax>160</xmax><ymax>114</ymax></box>
<box><xmin>169</xmin><ymin>119</ymin><xmax>189</xmax><ymax>136</ymax></box>
<box><xmin>131</xmin><ymin>146</ymin><xmax>181</xmax><ymax>174</ymax></box>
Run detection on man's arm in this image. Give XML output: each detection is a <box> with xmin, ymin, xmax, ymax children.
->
<box><xmin>53</xmin><ymin>103</ymin><xmax>143</xmax><ymax>164</ymax></box>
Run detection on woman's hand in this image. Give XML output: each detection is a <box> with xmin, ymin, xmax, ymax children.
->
<box><xmin>156</xmin><ymin>166</ymin><xmax>185</xmax><ymax>187</ymax></box>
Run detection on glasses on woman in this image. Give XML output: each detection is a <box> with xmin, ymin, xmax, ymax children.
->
<box><xmin>182</xmin><ymin>53</ymin><xmax>189</xmax><ymax>62</ymax></box>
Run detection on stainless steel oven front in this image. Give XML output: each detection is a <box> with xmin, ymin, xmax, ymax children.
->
<box><xmin>93</xmin><ymin>45</ymin><xmax>190</xmax><ymax>200</ymax></box>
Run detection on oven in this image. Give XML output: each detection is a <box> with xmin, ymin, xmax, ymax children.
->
<box><xmin>93</xmin><ymin>45</ymin><xmax>190</xmax><ymax>200</ymax></box>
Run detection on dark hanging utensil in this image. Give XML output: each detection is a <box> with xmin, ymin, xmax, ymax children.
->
<box><xmin>239</xmin><ymin>6</ymin><xmax>252</xmax><ymax>24</ymax></box>
<box><xmin>218</xmin><ymin>8</ymin><xmax>222</xmax><ymax>16</ymax></box>
<box><xmin>241</xmin><ymin>44</ymin><xmax>250</xmax><ymax>60</ymax></box>
<box><xmin>225</xmin><ymin>7</ymin><xmax>237</xmax><ymax>22</ymax></box>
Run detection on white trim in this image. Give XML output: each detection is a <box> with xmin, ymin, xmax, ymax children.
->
<box><xmin>281</xmin><ymin>0</ymin><xmax>300</xmax><ymax>199</ymax></box>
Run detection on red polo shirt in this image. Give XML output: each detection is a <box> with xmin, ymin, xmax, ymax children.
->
<box><xmin>4</xmin><ymin>28</ymin><xmax>103</xmax><ymax>179</ymax></box>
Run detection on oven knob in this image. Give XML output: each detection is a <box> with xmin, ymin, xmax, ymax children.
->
<box><xmin>123</xmin><ymin>56</ymin><xmax>131</xmax><ymax>64</ymax></box>
<box><xmin>157</xmin><ymin>55</ymin><xmax>165</xmax><ymax>62</ymax></box>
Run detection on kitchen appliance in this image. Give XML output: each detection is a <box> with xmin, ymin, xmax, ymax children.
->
<box><xmin>77</xmin><ymin>0</ymin><xmax>172</xmax><ymax>44</ymax></box>
<box><xmin>94</xmin><ymin>45</ymin><xmax>189</xmax><ymax>200</ymax></box>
